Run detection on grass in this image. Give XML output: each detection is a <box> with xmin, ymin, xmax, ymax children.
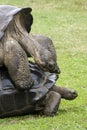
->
<box><xmin>0</xmin><ymin>0</ymin><xmax>87</xmax><ymax>129</ymax></box>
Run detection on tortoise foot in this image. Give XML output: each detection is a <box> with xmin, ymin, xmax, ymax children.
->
<box><xmin>16</xmin><ymin>79</ymin><xmax>34</xmax><ymax>90</ymax></box>
<box><xmin>43</xmin><ymin>91</ymin><xmax>61</xmax><ymax>116</ymax></box>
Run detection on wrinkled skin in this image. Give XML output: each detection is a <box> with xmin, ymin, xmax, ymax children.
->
<box><xmin>14</xmin><ymin>13</ymin><xmax>60</xmax><ymax>74</ymax></box>
<box><xmin>0</xmin><ymin>85</ymin><xmax>78</xmax><ymax>118</ymax></box>
<box><xmin>33</xmin><ymin>85</ymin><xmax>78</xmax><ymax>116</ymax></box>
<box><xmin>30</xmin><ymin>34</ymin><xmax>60</xmax><ymax>73</ymax></box>
<box><xmin>0</xmin><ymin>12</ymin><xmax>60</xmax><ymax>90</ymax></box>
<box><xmin>50</xmin><ymin>86</ymin><xmax>78</xmax><ymax>100</ymax></box>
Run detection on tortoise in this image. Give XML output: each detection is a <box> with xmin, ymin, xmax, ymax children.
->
<box><xmin>0</xmin><ymin>5</ymin><xmax>60</xmax><ymax>90</ymax></box>
<box><xmin>0</xmin><ymin>61</ymin><xmax>78</xmax><ymax>118</ymax></box>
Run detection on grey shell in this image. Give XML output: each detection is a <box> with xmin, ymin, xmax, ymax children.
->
<box><xmin>0</xmin><ymin>62</ymin><xmax>57</xmax><ymax>117</ymax></box>
<box><xmin>0</xmin><ymin>5</ymin><xmax>33</xmax><ymax>40</ymax></box>
<box><xmin>0</xmin><ymin>62</ymin><xmax>57</xmax><ymax>101</ymax></box>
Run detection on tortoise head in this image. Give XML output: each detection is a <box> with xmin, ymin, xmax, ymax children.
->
<box><xmin>35</xmin><ymin>50</ymin><xmax>60</xmax><ymax>74</ymax></box>
<box><xmin>39</xmin><ymin>60</ymin><xmax>60</xmax><ymax>74</ymax></box>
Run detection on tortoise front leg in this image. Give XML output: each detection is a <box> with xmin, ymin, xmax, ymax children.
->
<box><xmin>43</xmin><ymin>91</ymin><xmax>61</xmax><ymax>116</ymax></box>
<box><xmin>3</xmin><ymin>38</ymin><xmax>33</xmax><ymax>90</ymax></box>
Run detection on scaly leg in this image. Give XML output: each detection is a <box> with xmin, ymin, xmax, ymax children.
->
<box><xmin>43</xmin><ymin>91</ymin><xmax>61</xmax><ymax>116</ymax></box>
<box><xmin>4</xmin><ymin>38</ymin><xmax>33</xmax><ymax>90</ymax></box>
<box><xmin>50</xmin><ymin>86</ymin><xmax>78</xmax><ymax>100</ymax></box>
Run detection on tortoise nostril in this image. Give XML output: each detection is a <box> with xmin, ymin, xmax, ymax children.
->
<box><xmin>73</xmin><ymin>91</ymin><xmax>76</xmax><ymax>94</ymax></box>
<box><xmin>55</xmin><ymin>68</ymin><xmax>60</xmax><ymax>74</ymax></box>
<box><xmin>57</xmin><ymin>69</ymin><xmax>60</xmax><ymax>74</ymax></box>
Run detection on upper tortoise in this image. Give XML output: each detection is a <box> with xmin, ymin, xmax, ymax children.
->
<box><xmin>0</xmin><ymin>5</ymin><xmax>60</xmax><ymax>90</ymax></box>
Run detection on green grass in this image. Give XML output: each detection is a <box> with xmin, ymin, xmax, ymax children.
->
<box><xmin>0</xmin><ymin>0</ymin><xmax>87</xmax><ymax>129</ymax></box>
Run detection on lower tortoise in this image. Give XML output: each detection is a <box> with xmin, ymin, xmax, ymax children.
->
<box><xmin>0</xmin><ymin>62</ymin><xmax>78</xmax><ymax>118</ymax></box>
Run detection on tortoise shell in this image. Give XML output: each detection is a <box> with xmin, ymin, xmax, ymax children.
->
<box><xmin>0</xmin><ymin>61</ymin><xmax>57</xmax><ymax>101</ymax></box>
<box><xmin>0</xmin><ymin>5</ymin><xmax>33</xmax><ymax>40</ymax></box>
<box><xmin>0</xmin><ymin>62</ymin><xmax>58</xmax><ymax>117</ymax></box>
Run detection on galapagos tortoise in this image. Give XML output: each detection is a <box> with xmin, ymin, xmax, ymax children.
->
<box><xmin>0</xmin><ymin>62</ymin><xmax>77</xmax><ymax>118</ymax></box>
<box><xmin>0</xmin><ymin>5</ymin><xmax>60</xmax><ymax>90</ymax></box>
